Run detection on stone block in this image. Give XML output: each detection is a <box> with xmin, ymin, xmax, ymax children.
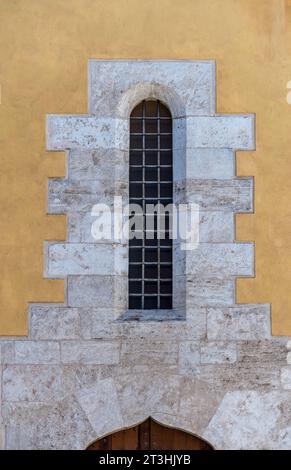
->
<box><xmin>175</xmin><ymin>178</ymin><xmax>253</xmax><ymax>212</ymax></box>
<box><xmin>200</xmin><ymin>341</ymin><xmax>237</xmax><ymax>364</ymax></box>
<box><xmin>198</xmin><ymin>211</ymin><xmax>234</xmax><ymax>242</ymax></box>
<box><xmin>68</xmin><ymin>148</ymin><xmax>128</xmax><ymax>182</ymax></box>
<box><xmin>89</xmin><ymin>60</ymin><xmax>216</xmax><ymax>117</ymax></box>
<box><xmin>186</xmin><ymin>277</ymin><xmax>235</xmax><ymax>306</ymax></box>
<box><xmin>120</xmin><ymin>339</ymin><xmax>178</xmax><ymax>366</ymax></box>
<box><xmin>46</xmin><ymin>242</ymin><xmax>127</xmax><ymax>277</ymax></box>
<box><xmin>3</xmin><ymin>399</ymin><xmax>95</xmax><ymax>449</ymax></box>
<box><xmin>174</xmin><ymin>115</ymin><xmax>255</xmax><ymax>150</ymax></box>
<box><xmin>181</xmin><ymin>242</ymin><xmax>254</xmax><ymax>277</ymax></box>
<box><xmin>67</xmin><ymin>275</ymin><xmax>127</xmax><ymax>308</ymax></box>
<box><xmin>76</xmin><ymin>379</ymin><xmax>123</xmax><ymax>437</ymax></box>
<box><xmin>60</xmin><ymin>340</ymin><xmax>120</xmax><ymax>364</ymax></box>
<box><xmin>3</xmin><ymin>366</ymin><xmax>65</xmax><ymax>402</ymax></box>
<box><xmin>48</xmin><ymin>178</ymin><xmax>127</xmax><ymax>214</ymax></box>
<box><xmin>281</xmin><ymin>367</ymin><xmax>291</xmax><ymax>390</ymax></box>
<box><xmin>47</xmin><ymin>115</ymin><xmax>127</xmax><ymax>151</ymax></box>
<box><xmin>14</xmin><ymin>341</ymin><xmax>60</xmax><ymax>364</ymax></box>
<box><xmin>186</xmin><ymin>148</ymin><xmax>235</xmax><ymax>179</ymax></box>
<box><xmin>179</xmin><ymin>342</ymin><xmax>200</xmax><ymax>376</ymax></box>
<box><xmin>207</xmin><ymin>305</ymin><xmax>271</xmax><ymax>340</ymax></box>
<box><xmin>30</xmin><ymin>305</ymin><xmax>81</xmax><ymax>340</ymax></box>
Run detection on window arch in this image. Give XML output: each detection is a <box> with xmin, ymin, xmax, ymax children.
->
<box><xmin>128</xmin><ymin>100</ymin><xmax>173</xmax><ymax>310</ymax></box>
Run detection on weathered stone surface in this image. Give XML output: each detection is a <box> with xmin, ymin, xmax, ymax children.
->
<box><xmin>179</xmin><ymin>342</ymin><xmax>200</xmax><ymax>376</ymax></box>
<box><xmin>204</xmin><ymin>391</ymin><xmax>287</xmax><ymax>449</ymax></box>
<box><xmin>60</xmin><ymin>340</ymin><xmax>120</xmax><ymax>365</ymax></box>
<box><xmin>46</xmin><ymin>242</ymin><xmax>127</xmax><ymax>277</ymax></box>
<box><xmin>89</xmin><ymin>60</ymin><xmax>216</xmax><ymax>117</ymax></box>
<box><xmin>182</xmin><ymin>243</ymin><xmax>254</xmax><ymax>277</ymax></box>
<box><xmin>186</xmin><ymin>277</ymin><xmax>234</xmax><ymax>306</ymax></box>
<box><xmin>76</xmin><ymin>379</ymin><xmax>123</xmax><ymax>437</ymax></box>
<box><xmin>66</xmin><ymin>209</ymin><xmax>232</xmax><ymax>244</ymax></box>
<box><xmin>178</xmin><ymin>377</ymin><xmax>224</xmax><ymax>435</ymax></box>
<box><xmin>3</xmin><ymin>399</ymin><xmax>95</xmax><ymax>449</ymax></box>
<box><xmin>201</xmin><ymin>341</ymin><xmax>237</xmax><ymax>364</ymax></box>
<box><xmin>115</xmin><ymin>373</ymin><xmax>181</xmax><ymax>424</ymax></box>
<box><xmin>175</xmin><ymin>115</ymin><xmax>254</xmax><ymax>150</ymax></box>
<box><xmin>3</xmin><ymin>366</ymin><xmax>66</xmax><ymax>402</ymax></box>
<box><xmin>281</xmin><ymin>367</ymin><xmax>291</xmax><ymax>390</ymax></box>
<box><xmin>207</xmin><ymin>305</ymin><xmax>271</xmax><ymax>340</ymax></box>
<box><xmin>68</xmin><ymin>148</ymin><xmax>128</xmax><ymax>182</ymax></box>
<box><xmin>47</xmin><ymin>116</ymin><xmax>127</xmax><ymax>151</ymax></box>
<box><xmin>14</xmin><ymin>341</ymin><xmax>60</xmax><ymax>364</ymax></box>
<box><xmin>30</xmin><ymin>305</ymin><xmax>81</xmax><ymax>340</ymax></box>
<box><xmin>186</xmin><ymin>149</ymin><xmax>235</xmax><ymax>179</ymax></box>
<box><xmin>67</xmin><ymin>275</ymin><xmax>127</xmax><ymax>308</ymax></box>
<box><xmin>1</xmin><ymin>342</ymin><xmax>14</xmax><ymax>364</ymax></box>
<box><xmin>48</xmin><ymin>178</ymin><xmax>127</xmax><ymax>214</ymax></box>
<box><xmin>198</xmin><ymin>211</ymin><xmax>234</xmax><ymax>242</ymax></box>
<box><xmin>120</xmin><ymin>339</ymin><xmax>178</xmax><ymax>366</ymax></box>
<box><xmin>176</xmin><ymin>178</ymin><xmax>253</xmax><ymax>212</ymax></box>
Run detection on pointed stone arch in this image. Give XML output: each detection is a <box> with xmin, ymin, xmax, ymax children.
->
<box><xmin>86</xmin><ymin>417</ymin><xmax>214</xmax><ymax>450</ymax></box>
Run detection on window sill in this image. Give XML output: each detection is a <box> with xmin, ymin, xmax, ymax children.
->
<box><xmin>116</xmin><ymin>308</ymin><xmax>185</xmax><ymax>322</ymax></box>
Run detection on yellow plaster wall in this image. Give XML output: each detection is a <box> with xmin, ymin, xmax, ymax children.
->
<box><xmin>1</xmin><ymin>0</ymin><xmax>291</xmax><ymax>335</ymax></box>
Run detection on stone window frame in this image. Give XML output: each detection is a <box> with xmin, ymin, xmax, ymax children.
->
<box><xmin>46</xmin><ymin>60</ymin><xmax>255</xmax><ymax>323</ymax></box>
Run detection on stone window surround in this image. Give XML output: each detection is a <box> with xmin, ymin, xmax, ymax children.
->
<box><xmin>45</xmin><ymin>59</ymin><xmax>255</xmax><ymax>323</ymax></box>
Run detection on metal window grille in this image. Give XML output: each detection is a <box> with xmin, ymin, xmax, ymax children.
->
<box><xmin>128</xmin><ymin>100</ymin><xmax>173</xmax><ymax>310</ymax></box>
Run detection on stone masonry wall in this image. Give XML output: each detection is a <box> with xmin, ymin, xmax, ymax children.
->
<box><xmin>0</xmin><ymin>60</ymin><xmax>290</xmax><ymax>449</ymax></box>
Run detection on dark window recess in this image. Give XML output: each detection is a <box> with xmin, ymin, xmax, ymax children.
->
<box><xmin>129</xmin><ymin>100</ymin><xmax>173</xmax><ymax>310</ymax></box>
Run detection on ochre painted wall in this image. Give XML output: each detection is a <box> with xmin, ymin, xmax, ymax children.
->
<box><xmin>1</xmin><ymin>0</ymin><xmax>291</xmax><ymax>335</ymax></box>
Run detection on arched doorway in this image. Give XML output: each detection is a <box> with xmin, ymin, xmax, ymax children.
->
<box><xmin>87</xmin><ymin>418</ymin><xmax>213</xmax><ymax>450</ymax></box>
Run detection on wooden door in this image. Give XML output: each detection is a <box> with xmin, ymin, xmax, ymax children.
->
<box><xmin>87</xmin><ymin>418</ymin><xmax>213</xmax><ymax>450</ymax></box>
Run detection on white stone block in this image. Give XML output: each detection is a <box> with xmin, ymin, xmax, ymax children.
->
<box><xmin>174</xmin><ymin>115</ymin><xmax>255</xmax><ymax>150</ymax></box>
<box><xmin>68</xmin><ymin>149</ymin><xmax>128</xmax><ymax>182</ymax></box>
<box><xmin>179</xmin><ymin>342</ymin><xmax>200</xmax><ymax>376</ymax></box>
<box><xmin>76</xmin><ymin>379</ymin><xmax>123</xmax><ymax>437</ymax></box>
<box><xmin>60</xmin><ymin>340</ymin><xmax>120</xmax><ymax>364</ymax></box>
<box><xmin>30</xmin><ymin>306</ymin><xmax>81</xmax><ymax>340</ymax></box>
<box><xmin>198</xmin><ymin>211</ymin><xmax>234</xmax><ymax>242</ymax></box>
<box><xmin>89</xmin><ymin>60</ymin><xmax>216</xmax><ymax>118</ymax></box>
<box><xmin>204</xmin><ymin>391</ymin><xmax>283</xmax><ymax>449</ymax></box>
<box><xmin>280</xmin><ymin>367</ymin><xmax>291</xmax><ymax>389</ymax></box>
<box><xmin>3</xmin><ymin>366</ymin><xmax>64</xmax><ymax>402</ymax></box>
<box><xmin>207</xmin><ymin>305</ymin><xmax>271</xmax><ymax>340</ymax></box>
<box><xmin>120</xmin><ymin>339</ymin><xmax>178</xmax><ymax>366</ymax></box>
<box><xmin>186</xmin><ymin>277</ymin><xmax>234</xmax><ymax>306</ymax></box>
<box><xmin>46</xmin><ymin>243</ymin><xmax>127</xmax><ymax>277</ymax></box>
<box><xmin>47</xmin><ymin>115</ymin><xmax>127</xmax><ymax>151</ymax></box>
<box><xmin>201</xmin><ymin>342</ymin><xmax>237</xmax><ymax>364</ymax></box>
<box><xmin>14</xmin><ymin>341</ymin><xmax>60</xmax><ymax>364</ymax></box>
<box><xmin>176</xmin><ymin>178</ymin><xmax>253</xmax><ymax>212</ymax></box>
<box><xmin>48</xmin><ymin>178</ymin><xmax>127</xmax><ymax>214</ymax></box>
<box><xmin>67</xmin><ymin>275</ymin><xmax>127</xmax><ymax>308</ymax></box>
<box><xmin>180</xmin><ymin>243</ymin><xmax>254</xmax><ymax>277</ymax></box>
<box><xmin>186</xmin><ymin>149</ymin><xmax>235</xmax><ymax>179</ymax></box>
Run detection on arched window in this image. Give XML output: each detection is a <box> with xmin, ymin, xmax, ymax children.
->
<box><xmin>129</xmin><ymin>100</ymin><xmax>173</xmax><ymax>310</ymax></box>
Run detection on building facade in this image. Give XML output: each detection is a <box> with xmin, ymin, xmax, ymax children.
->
<box><xmin>0</xmin><ymin>59</ymin><xmax>291</xmax><ymax>449</ymax></box>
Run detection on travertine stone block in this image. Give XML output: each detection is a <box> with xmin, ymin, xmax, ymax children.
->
<box><xmin>47</xmin><ymin>116</ymin><xmax>127</xmax><ymax>151</ymax></box>
<box><xmin>175</xmin><ymin>178</ymin><xmax>253</xmax><ymax>212</ymax></box>
<box><xmin>46</xmin><ymin>242</ymin><xmax>127</xmax><ymax>277</ymax></box>
<box><xmin>67</xmin><ymin>275</ymin><xmax>127</xmax><ymax>308</ymax></box>
<box><xmin>60</xmin><ymin>340</ymin><xmax>120</xmax><ymax>364</ymax></box>
<box><xmin>30</xmin><ymin>305</ymin><xmax>81</xmax><ymax>340</ymax></box>
<box><xmin>14</xmin><ymin>341</ymin><xmax>60</xmax><ymax>364</ymax></box>
<box><xmin>207</xmin><ymin>305</ymin><xmax>271</xmax><ymax>340</ymax></box>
